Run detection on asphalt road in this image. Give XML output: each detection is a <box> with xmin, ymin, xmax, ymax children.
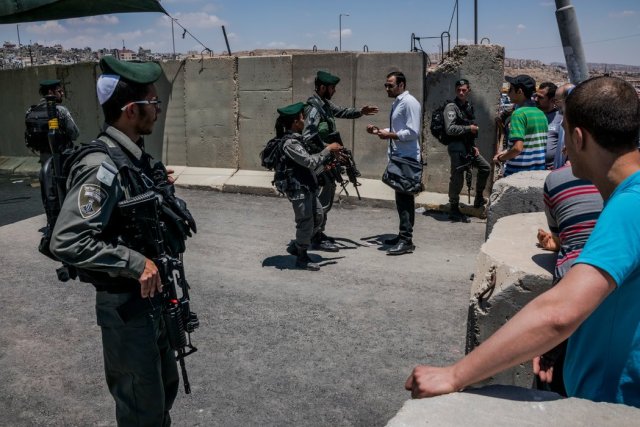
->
<box><xmin>0</xmin><ymin>182</ymin><xmax>486</xmax><ymax>426</ymax></box>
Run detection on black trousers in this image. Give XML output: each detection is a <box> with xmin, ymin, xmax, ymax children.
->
<box><xmin>395</xmin><ymin>191</ymin><xmax>415</xmax><ymax>242</ymax></box>
<box><xmin>447</xmin><ymin>142</ymin><xmax>490</xmax><ymax>205</ymax></box>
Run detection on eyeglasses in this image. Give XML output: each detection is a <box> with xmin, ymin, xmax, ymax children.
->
<box><xmin>384</xmin><ymin>83</ymin><xmax>397</xmax><ymax>89</ymax></box>
<box><xmin>121</xmin><ymin>99</ymin><xmax>162</xmax><ymax>111</ymax></box>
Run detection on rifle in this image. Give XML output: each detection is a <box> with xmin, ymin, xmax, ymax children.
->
<box><xmin>326</xmin><ymin>131</ymin><xmax>362</xmax><ymax>200</ymax></box>
<box><xmin>118</xmin><ymin>191</ymin><xmax>199</xmax><ymax>394</ymax></box>
<box><xmin>455</xmin><ymin>153</ymin><xmax>475</xmax><ymax>204</ymax></box>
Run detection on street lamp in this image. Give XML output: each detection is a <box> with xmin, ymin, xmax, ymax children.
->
<box><xmin>339</xmin><ymin>13</ymin><xmax>349</xmax><ymax>51</ymax></box>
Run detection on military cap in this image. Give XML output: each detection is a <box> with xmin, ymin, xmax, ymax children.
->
<box><xmin>39</xmin><ymin>79</ymin><xmax>61</xmax><ymax>88</ymax></box>
<box><xmin>277</xmin><ymin>102</ymin><xmax>306</xmax><ymax>117</ymax></box>
<box><xmin>100</xmin><ymin>56</ymin><xmax>162</xmax><ymax>84</ymax></box>
<box><xmin>455</xmin><ymin>78</ymin><xmax>470</xmax><ymax>88</ymax></box>
<box><xmin>316</xmin><ymin>70</ymin><xmax>340</xmax><ymax>86</ymax></box>
<box><xmin>505</xmin><ymin>74</ymin><xmax>536</xmax><ymax>93</ymax></box>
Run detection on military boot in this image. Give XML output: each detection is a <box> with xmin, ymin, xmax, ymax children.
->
<box><xmin>310</xmin><ymin>233</ymin><xmax>339</xmax><ymax>252</ymax></box>
<box><xmin>448</xmin><ymin>203</ymin><xmax>470</xmax><ymax>223</ymax></box>
<box><xmin>295</xmin><ymin>247</ymin><xmax>320</xmax><ymax>271</ymax></box>
<box><xmin>473</xmin><ymin>196</ymin><xmax>487</xmax><ymax>209</ymax></box>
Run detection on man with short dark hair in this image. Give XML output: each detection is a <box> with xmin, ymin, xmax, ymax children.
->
<box><xmin>304</xmin><ymin>71</ymin><xmax>378</xmax><ymax>252</ymax></box>
<box><xmin>367</xmin><ymin>71</ymin><xmax>422</xmax><ymax>255</ymax></box>
<box><xmin>535</xmin><ymin>82</ymin><xmax>562</xmax><ymax>169</ymax></box>
<box><xmin>493</xmin><ymin>75</ymin><xmax>547</xmax><ymax>176</ymax></box>
<box><xmin>551</xmin><ymin>83</ymin><xmax>575</xmax><ymax>169</ymax></box>
<box><xmin>443</xmin><ymin>79</ymin><xmax>490</xmax><ymax>222</ymax></box>
<box><xmin>51</xmin><ymin>57</ymin><xmax>196</xmax><ymax>425</ymax></box>
<box><xmin>405</xmin><ymin>76</ymin><xmax>640</xmax><ymax>407</ymax></box>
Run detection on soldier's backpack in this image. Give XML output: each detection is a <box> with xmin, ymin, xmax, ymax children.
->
<box><xmin>24</xmin><ymin>102</ymin><xmax>53</xmax><ymax>152</ymax></box>
<box><xmin>260</xmin><ymin>136</ymin><xmax>284</xmax><ymax>171</ymax></box>
<box><xmin>429</xmin><ymin>100</ymin><xmax>453</xmax><ymax>145</ymax></box>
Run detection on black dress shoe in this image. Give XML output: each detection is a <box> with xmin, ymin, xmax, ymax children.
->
<box><xmin>384</xmin><ymin>235</ymin><xmax>400</xmax><ymax>245</ymax></box>
<box><xmin>311</xmin><ymin>240</ymin><xmax>339</xmax><ymax>252</ymax></box>
<box><xmin>286</xmin><ymin>242</ymin><xmax>299</xmax><ymax>256</ymax></box>
<box><xmin>387</xmin><ymin>240</ymin><xmax>415</xmax><ymax>255</ymax></box>
<box><xmin>295</xmin><ymin>251</ymin><xmax>320</xmax><ymax>271</ymax></box>
<box><xmin>319</xmin><ymin>232</ymin><xmax>336</xmax><ymax>243</ymax></box>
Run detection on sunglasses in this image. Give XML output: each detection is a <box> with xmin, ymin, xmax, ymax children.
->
<box><xmin>121</xmin><ymin>99</ymin><xmax>162</xmax><ymax>111</ymax></box>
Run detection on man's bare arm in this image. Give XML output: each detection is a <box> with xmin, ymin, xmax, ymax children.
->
<box><xmin>406</xmin><ymin>263</ymin><xmax>616</xmax><ymax>398</ymax></box>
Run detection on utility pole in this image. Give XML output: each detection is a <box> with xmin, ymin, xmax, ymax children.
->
<box><xmin>555</xmin><ymin>0</ymin><xmax>589</xmax><ymax>83</ymax></box>
<box><xmin>474</xmin><ymin>0</ymin><xmax>478</xmax><ymax>44</ymax></box>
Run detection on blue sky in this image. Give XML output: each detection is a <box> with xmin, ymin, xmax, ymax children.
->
<box><xmin>1</xmin><ymin>0</ymin><xmax>639</xmax><ymax>65</ymax></box>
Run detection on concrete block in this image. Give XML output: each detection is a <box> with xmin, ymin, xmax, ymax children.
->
<box><xmin>354</xmin><ymin>52</ymin><xmax>426</xmax><ymax>179</ymax></box>
<box><xmin>184</xmin><ymin>57</ymin><xmax>237</xmax><ymax>168</ymax></box>
<box><xmin>292</xmin><ymin>53</ymin><xmax>358</xmax><ymax>150</ymax></box>
<box><xmin>0</xmin><ymin>156</ymin><xmax>28</xmax><ymax>173</ymax></box>
<box><xmin>466</xmin><ymin>212</ymin><xmax>555</xmax><ymax>388</ymax></box>
<box><xmin>159</xmin><ymin>61</ymin><xmax>187</xmax><ymax>165</ymax></box>
<box><xmin>424</xmin><ymin>45</ymin><xmax>505</xmax><ymax>194</ymax></box>
<box><xmin>486</xmin><ymin>170</ymin><xmax>549</xmax><ymax>239</ymax></box>
<box><xmin>238</xmin><ymin>56</ymin><xmax>292</xmax><ymax>170</ymax></box>
<box><xmin>387</xmin><ymin>385</ymin><xmax>640</xmax><ymax>427</ymax></box>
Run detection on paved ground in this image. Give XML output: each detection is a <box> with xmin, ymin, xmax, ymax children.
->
<box><xmin>0</xmin><ymin>178</ymin><xmax>486</xmax><ymax>426</ymax></box>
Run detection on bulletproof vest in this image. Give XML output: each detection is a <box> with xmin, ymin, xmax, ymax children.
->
<box><xmin>277</xmin><ymin>134</ymin><xmax>318</xmax><ymax>193</ymax></box>
<box><xmin>24</xmin><ymin>102</ymin><xmax>71</xmax><ymax>153</ymax></box>
<box><xmin>306</xmin><ymin>96</ymin><xmax>336</xmax><ymax>149</ymax></box>
<box><xmin>454</xmin><ymin>99</ymin><xmax>477</xmax><ymax>146</ymax></box>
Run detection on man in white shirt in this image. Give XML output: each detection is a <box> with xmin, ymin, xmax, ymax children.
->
<box><xmin>367</xmin><ymin>71</ymin><xmax>422</xmax><ymax>255</ymax></box>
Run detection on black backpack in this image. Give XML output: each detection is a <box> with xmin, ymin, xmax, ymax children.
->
<box><xmin>260</xmin><ymin>136</ymin><xmax>285</xmax><ymax>170</ymax></box>
<box><xmin>429</xmin><ymin>100</ymin><xmax>453</xmax><ymax>145</ymax></box>
<box><xmin>25</xmin><ymin>102</ymin><xmax>54</xmax><ymax>152</ymax></box>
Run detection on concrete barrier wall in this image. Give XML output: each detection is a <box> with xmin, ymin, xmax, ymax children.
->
<box><xmin>0</xmin><ymin>49</ymin><xmax>503</xmax><ymax>195</ymax></box>
<box><xmin>424</xmin><ymin>45</ymin><xmax>505</xmax><ymax>195</ymax></box>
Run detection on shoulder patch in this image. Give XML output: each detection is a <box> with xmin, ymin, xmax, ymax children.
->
<box><xmin>96</xmin><ymin>161</ymin><xmax>117</xmax><ymax>186</ymax></box>
<box><xmin>446</xmin><ymin>110</ymin><xmax>456</xmax><ymax>120</ymax></box>
<box><xmin>78</xmin><ymin>184</ymin><xmax>109</xmax><ymax>219</ymax></box>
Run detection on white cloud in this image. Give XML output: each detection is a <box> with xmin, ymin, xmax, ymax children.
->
<box><xmin>516</xmin><ymin>24</ymin><xmax>526</xmax><ymax>34</ymax></box>
<box><xmin>266</xmin><ymin>41</ymin><xmax>300</xmax><ymax>49</ymax></box>
<box><xmin>67</xmin><ymin>15</ymin><xmax>119</xmax><ymax>26</ymax></box>
<box><xmin>26</xmin><ymin>21</ymin><xmax>67</xmax><ymax>35</ymax></box>
<box><xmin>609</xmin><ymin>10</ymin><xmax>636</xmax><ymax>18</ymax></box>
<box><xmin>158</xmin><ymin>12</ymin><xmax>225</xmax><ymax>30</ymax></box>
<box><xmin>329</xmin><ymin>28</ymin><xmax>352</xmax><ymax>40</ymax></box>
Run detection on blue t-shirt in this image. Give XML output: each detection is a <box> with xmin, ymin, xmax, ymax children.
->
<box><xmin>564</xmin><ymin>170</ymin><xmax>640</xmax><ymax>407</ymax></box>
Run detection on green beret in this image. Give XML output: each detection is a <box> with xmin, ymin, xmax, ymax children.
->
<box><xmin>277</xmin><ymin>102</ymin><xmax>305</xmax><ymax>117</ymax></box>
<box><xmin>100</xmin><ymin>56</ymin><xmax>162</xmax><ymax>84</ymax></box>
<box><xmin>455</xmin><ymin>78</ymin><xmax>470</xmax><ymax>87</ymax></box>
<box><xmin>39</xmin><ymin>79</ymin><xmax>61</xmax><ymax>88</ymax></box>
<box><xmin>316</xmin><ymin>70</ymin><xmax>340</xmax><ymax>86</ymax></box>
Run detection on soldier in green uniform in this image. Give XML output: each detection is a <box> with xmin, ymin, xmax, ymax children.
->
<box><xmin>276</xmin><ymin>102</ymin><xmax>342</xmax><ymax>270</ymax></box>
<box><xmin>50</xmin><ymin>57</ymin><xmax>186</xmax><ymax>426</ymax></box>
<box><xmin>303</xmin><ymin>70</ymin><xmax>378</xmax><ymax>251</ymax></box>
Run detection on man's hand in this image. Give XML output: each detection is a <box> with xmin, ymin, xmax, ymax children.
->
<box><xmin>138</xmin><ymin>258</ymin><xmax>162</xmax><ymax>298</ymax></box>
<box><xmin>366</xmin><ymin>124</ymin><xmax>380</xmax><ymax>135</ymax></box>
<box><xmin>473</xmin><ymin>146</ymin><xmax>480</xmax><ymax>157</ymax></box>
<box><xmin>537</xmin><ymin>229</ymin><xmax>560</xmax><ymax>251</ymax></box>
<box><xmin>376</xmin><ymin>129</ymin><xmax>393</xmax><ymax>140</ymax></box>
<box><xmin>404</xmin><ymin>365</ymin><xmax>460</xmax><ymax>399</ymax></box>
<box><xmin>470</xmin><ymin>124</ymin><xmax>479</xmax><ymax>135</ymax></box>
<box><xmin>533</xmin><ymin>355</ymin><xmax>555</xmax><ymax>384</ymax></box>
<box><xmin>326</xmin><ymin>142</ymin><xmax>342</xmax><ymax>152</ymax></box>
<box><xmin>166</xmin><ymin>168</ymin><xmax>176</xmax><ymax>184</ymax></box>
<box><xmin>361</xmin><ymin>105</ymin><xmax>379</xmax><ymax>115</ymax></box>
<box><xmin>493</xmin><ymin>152</ymin><xmax>504</xmax><ymax>164</ymax></box>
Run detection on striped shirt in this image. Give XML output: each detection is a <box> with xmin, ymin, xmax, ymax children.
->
<box><xmin>504</xmin><ymin>101</ymin><xmax>547</xmax><ymax>176</ymax></box>
<box><xmin>543</xmin><ymin>165</ymin><xmax>603</xmax><ymax>280</ymax></box>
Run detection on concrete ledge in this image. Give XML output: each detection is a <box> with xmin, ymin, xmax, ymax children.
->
<box><xmin>486</xmin><ymin>170</ymin><xmax>549</xmax><ymax>239</ymax></box>
<box><xmin>0</xmin><ymin>156</ymin><xmax>40</xmax><ymax>175</ymax></box>
<box><xmin>1</xmin><ymin>158</ymin><xmax>475</xmax><ymax>213</ymax></box>
<box><xmin>386</xmin><ymin>385</ymin><xmax>640</xmax><ymax>426</ymax></box>
<box><xmin>466</xmin><ymin>212</ymin><xmax>555</xmax><ymax>387</ymax></box>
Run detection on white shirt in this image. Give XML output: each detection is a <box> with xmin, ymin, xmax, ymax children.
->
<box><xmin>387</xmin><ymin>90</ymin><xmax>421</xmax><ymax>161</ymax></box>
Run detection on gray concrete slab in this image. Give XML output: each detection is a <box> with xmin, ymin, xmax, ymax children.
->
<box><xmin>387</xmin><ymin>385</ymin><xmax>640</xmax><ymax>426</ymax></box>
<box><xmin>0</xmin><ymin>188</ymin><xmax>486</xmax><ymax>426</ymax></box>
<box><xmin>13</xmin><ymin>156</ymin><xmax>40</xmax><ymax>175</ymax></box>
<box><xmin>159</xmin><ymin>61</ymin><xmax>188</xmax><ymax>165</ymax></box>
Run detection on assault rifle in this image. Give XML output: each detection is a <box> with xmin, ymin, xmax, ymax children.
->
<box><xmin>324</xmin><ymin>131</ymin><xmax>362</xmax><ymax>200</ymax></box>
<box><xmin>455</xmin><ymin>153</ymin><xmax>476</xmax><ymax>204</ymax></box>
<box><xmin>118</xmin><ymin>191</ymin><xmax>199</xmax><ymax>394</ymax></box>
